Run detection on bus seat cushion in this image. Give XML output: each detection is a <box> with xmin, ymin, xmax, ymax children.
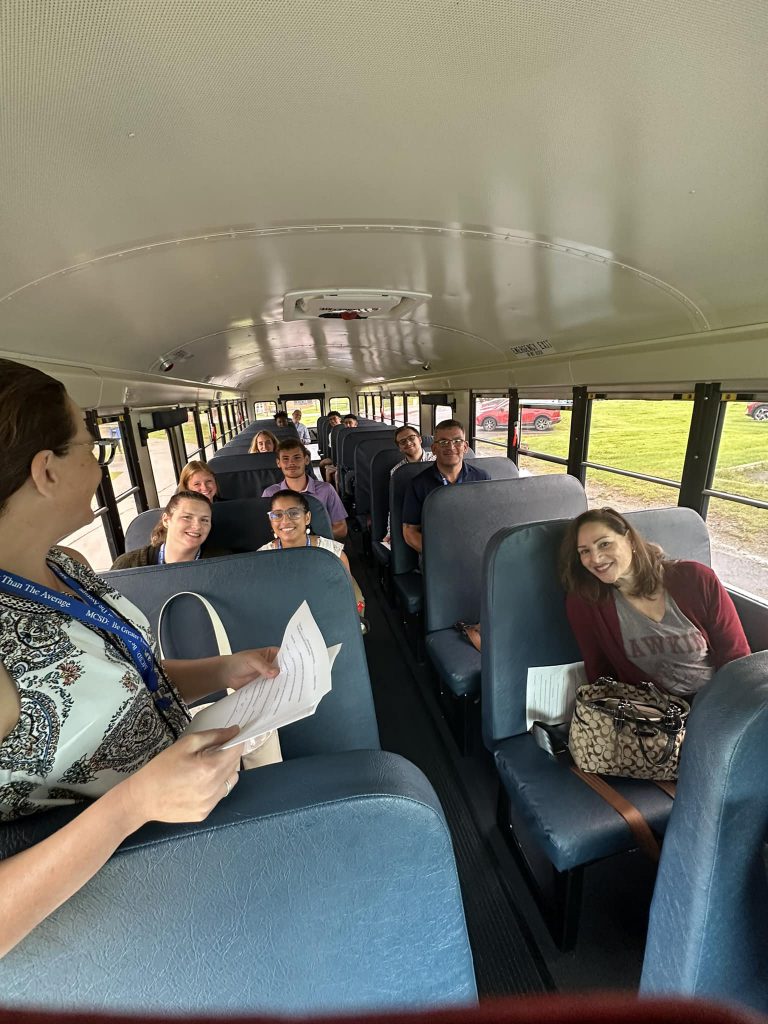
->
<box><xmin>494</xmin><ymin>734</ymin><xmax>672</xmax><ymax>873</ymax></box>
<box><xmin>426</xmin><ymin>629</ymin><xmax>481</xmax><ymax>698</ymax></box>
<box><xmin>394</xmin><ymin>572</ymin><xmax>423</xmax><ymax>615</ymax></box>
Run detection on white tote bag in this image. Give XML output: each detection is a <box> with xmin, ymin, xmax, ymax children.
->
<box><xmin>158</xmin><ymin>591</ymin><xmax>282</xmax><ymax>770</ymax></box>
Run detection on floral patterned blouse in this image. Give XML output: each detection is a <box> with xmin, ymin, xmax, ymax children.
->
<box><xmin>0</xmin><ymin>548</ymin><xmax>189</xmax><ymax>820</ymax></box>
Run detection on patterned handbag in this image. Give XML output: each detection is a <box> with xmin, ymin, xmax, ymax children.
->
<box><xmin>568</xmin><ymin>678</ymin><xmax>689</xmax><ymax>781</ymax></box>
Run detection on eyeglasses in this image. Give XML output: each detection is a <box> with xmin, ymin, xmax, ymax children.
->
<box><xmin>267</xmin><ymin>508</ymin><xmax>306</xmax><ymax>521</ymax></box>
<box><xmin>433</xmin><ymin>438</ymin><xmax>466</xmax><ymax>449</ymax></box>
<box><xmin>68</xmin><ymin>438</ymin><xmax>119</xmax><ymax>467</ymax></box>
<box><xmin>396</xmin><ymin>435</ymin><xmax>420</xmax><ymax>448</ymax></box>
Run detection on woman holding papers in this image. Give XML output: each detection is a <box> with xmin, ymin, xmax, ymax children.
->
<box><xmin>559</xmin><ymin>507</ymin><xmax>749</xmax><ymax>697</ymax></box>
<box><xmin>0</xmin><ymin>358</ymin><xmax>279</xmax><ymax>957</ymax></box>
<box><xmin>259</xmin><ymin>493</ymin><xmax>366</xmax><ymax>619</ymax></box>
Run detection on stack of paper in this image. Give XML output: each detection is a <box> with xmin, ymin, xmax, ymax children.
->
<box><xmin>186</xmin><ymin>601</ymin><xmax>340</xmax><ymax>748</ymax></box>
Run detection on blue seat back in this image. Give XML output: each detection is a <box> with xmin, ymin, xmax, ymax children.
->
<box><xmin>213</xmin><ymin>460</ymin><xmax>284</xmax><ymax>498</ymax></box>
<box><xmin>124</xmin><ymin>497</ymin><xmax>333</xmax><ymax>552</ymax></box>
<box><xmin>105</xmin><ymin>549</ymin><xmax>379</xmax><ymax>757</ymax></box>
<box><xmin>728</xmin><ymin>588</ymin><xmax>768</xmax><ymax>653</ymax></box>
<box><xmin>370</xmin><ymin>449</ymin><xmax>405</xmax><ymax>541</ymax></box>
<box><xmin>641</xmin><ymin>651</ymin><xmax>768</xmax><ymax>1013</ymax></box>
<box><xmin>482</xmin><ymin>506</ymin><xmax>712</xmax><ymax>747</ymax></box>
<box><xmin>352</xmin><ymin>437</ymin><xmax>397</xmax><ymax>509</ymax></box>
<box><xmin>423</xmin><ymin>475</ymin><xmax>586</xmax><ymax>634</ymax></box>
<box><xmin>388</xmin><ymin>454</ymin><xmax>484</xmax><ymax>576</ymax></box>
<box><xmin>0</xmin><ymin>751</ymin><xmax>475</xmax><ymax>1014</ymax></box>
<box><xmin>336</xmin><ymin>427</ymin><xmax>392</xmax><ymax>491</ymax></box>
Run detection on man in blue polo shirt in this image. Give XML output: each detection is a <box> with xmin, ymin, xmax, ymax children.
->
<box><xmin>402</xmin><ymin>419</ymin><xmax>490</xmax><ymax>554</ymax></box>
<box><xmin>262</xmin><ymin>438</ymin><xmax>348</xmax><ymax>540</ymax></box>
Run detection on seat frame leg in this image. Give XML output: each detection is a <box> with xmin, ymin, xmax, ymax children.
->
<box><xmin>496</xmin><ymin>786</ymin><xmax>583</xmax><ymax>951</ymax></box>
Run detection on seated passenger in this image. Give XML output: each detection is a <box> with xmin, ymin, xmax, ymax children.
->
<box><xmin>319</xmin><ymin>410</ymin><xmax>342</xmax><ymax>480</ymax></box>
<box><xmin>259</xmin><ymin>493</ymin><xmax>364</xmax><ymax>616</ymax></box>
<box><xmin>274</xmin><ymin>411</ymin><xmax>291</xmax><ymax>428</ymax></box>
<box><xmin>381</xmin><ymin>425</ymin><xmax>436</xmax><ymax>545</ymax></box>
<box><xmin>560</xmin><ymin>507</ymin><xmax>750</xmax><ymax>697</ymax></box>
<box><xmin>248</xmin><ymin>429</ymin><xmax>278</xmax><ymax>454</ymax></box>
<box><xmin>111</xmin><ymin>492</ymin><xmax>229</xmax><ymax>569</ymax></box>
<box><xmin>291</xmin><ymin>409</ymin><xmax>311</xmax><ymax>445</ymax></box>
<box><xmin>0</xmin><ymin>358</ymin><xmax>278</xmax><ymax>955</ymax></box>
<box><xmin>402</xmin><ymin>419</ymin><xmax>490</xmax><ymax>554</ymax></box>
<box><xmin>262</xmin><ymin>439</ymin><xmax>348</xmax><ymax>540</ymax></box>
<box><xmin>178</xmin><ymin>459</ymin><xmax>219</xmax><ymax>501</ymax></box>
<box><xmin>342</xmin><ymin>413</ymin><xmax>358</xmax><ymax>429</ymax></box>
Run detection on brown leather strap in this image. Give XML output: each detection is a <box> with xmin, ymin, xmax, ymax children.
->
<box><xmin>655</xmin><ymin>780</ymin><xmax>677</xmax><ymax>799</ymax></box>
<box><xmin>570</xmin><ymin>766</ymin><xmax>660</xmax><ymax>862</ymax></box>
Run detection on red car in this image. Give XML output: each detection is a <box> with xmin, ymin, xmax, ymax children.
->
<box><xmin>476</xmin><ymin>399</ymin><xmax>561</xmax><ymax>431</ymax></box>
<box><xmin>746</xmin><ymin>402</ymin><xmax>768</xmax><ymax>422</ymax></box>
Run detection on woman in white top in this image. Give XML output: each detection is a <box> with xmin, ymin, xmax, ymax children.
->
<box><xmin>259</xmin><ymin>493</ymin><xmax>365</xmax><ymax>616</ymax></box>
<box><xmin>0</xmin><ymin>358</ymin><xmax>279</xmax><ymax>957</ymax></box>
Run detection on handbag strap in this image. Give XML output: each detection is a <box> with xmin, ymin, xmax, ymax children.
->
<box><xmin>570</xmin><ymin>766</ymin><xmax>660</xmax><ymax>862</ymax></box>
<box><xmin>157</xmin><ymin>591</ymin><xmax>232</xmax><ymax>660</ymax></box>
<box><xmin>655</xmin><ymin>780</ymin><xmax>677</xmax><ymax>799</ymax></box>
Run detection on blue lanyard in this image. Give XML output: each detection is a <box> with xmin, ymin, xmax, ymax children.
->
<box><xmin>0</xmin><ymin>565</ymin><xmax>170</xmax><ymax>710</ymax></box>
<box><xmin>158</xmin><ymin>544</ymin><xmax>201</xmax><ymax>564</ymax></box>
<box><xmin>276</xmin><ymin>535</ymin><xmax>311</xmax><ymax>549</ymax></box>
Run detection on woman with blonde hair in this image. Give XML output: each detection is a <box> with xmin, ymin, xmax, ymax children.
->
<box><xmin>178</xmin><ymin>460</ymin><xmax>218</xmax><ymax>501</ymax></box>
<box><xmin>559</xmin><ymin>507</ymin><xmax>749</xmax><ymax>696</ymax></box>
<box><xmin>249</xmin><ymin>430</ymin><xmax>279</xmax><ymax>454</ymax></box>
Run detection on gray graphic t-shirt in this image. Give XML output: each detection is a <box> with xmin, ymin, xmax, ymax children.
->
<box><xmin>615</xmin><ymin>591</ymin><xmax>713</xmax><ymax>696</ymax></box>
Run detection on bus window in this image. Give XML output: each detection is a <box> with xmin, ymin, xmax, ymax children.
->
<box><xmin>406</xmin><ymin>395</ymin><xmax>421</xmax><ymax>431</ymax></box>
<box><xmin>433</xmin><ymin>404</ymin><xmax>454</xmax><ymax>429</ymax></box>
<box><xmin>199</xmin><ymin>409</ymin><xmax>214</xmax><ymax>458</ymax></box>
<box><xmin>182</xmin><ymin>409</ymin><xmax>200</xmax><ymax>460</ymax></box>
<box><xmin>517</xmin><ymin>399</ymin><xmax>572</xmax><ymax>476</ymax></box>
<box><xmin>472</xmin><ymin>393</ymin><xmax>508</xmax><ymax>458</ymax></box>
<box><xmin>706</xmin><ymin>401</ymin><xmax>768</xmax><ymax>601</ymax></box>
<box><xmin>285</xmin><ymin>398</ymin><xmax>321</xmax><ymax>427</ymax></box>
<box><xmin>254</xmin><ymin>400</ymin><xmax>277</xmax><ymax>418</ymax></box>
<box><xmin>393</xmin><ymin>395</ymin><xmax>405</xmax><ymax>426</ymax></box>
<box><xmin>60</xmin><ymin>497</ymin><xmax>113</xmax><ymax>572</ymax></box>
<box><xmin>330</xmin><ymin>396</ymin><xmax>351</xmax><ymax>415</ymax></box>
<box><xmin>583</xmin><ymin>399</ymin><xmax>693</xmax><ymax>510</ymax></box>
<box><xmin>357</xmin><ymin>395</ymin><xmax>366</xmax><ymax>415</ymax></box>
<box><xmin>147</xmin><ymin>430</ymin><xmax>179</xmax><ymax>504</ymax></box>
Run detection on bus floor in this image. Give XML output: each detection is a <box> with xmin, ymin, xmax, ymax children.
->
<box><xmin>348</xmin><ymin>537</ymin><xmax>658</xmax><ymax>998</ymax></box>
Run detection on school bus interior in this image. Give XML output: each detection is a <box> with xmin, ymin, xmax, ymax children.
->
<box><xmin>1</xmin><ymin>0</ymin><xmax>767</xmax><ymax>1019</ymax></box>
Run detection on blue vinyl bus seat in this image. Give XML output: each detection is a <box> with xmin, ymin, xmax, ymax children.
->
<box><xmin>105</xmin><ymin>548</ymin><xmax>379</xmax><ymax>758</ymax></box>
<box><xmin>423</xmin><ymin>475</ymin><xmax>585</xmax><ymax>702</ymax></box>
<box><xmin>123</xmin><ymin>495</ymin><xmax>333</xmax><ymax>552</ymax></box>
<box><xmin>482</xmin><ymin>508</ymin><xmax>713</xmax><ymax>947</ymax></box>
<box><xmin>350</xmin><ymin>436</ymin><xmax>395</xmax><ymax>501</ymax></box>
<box><xmin>640</xmin><ymin>651</ymin><xmax>768</xmax><ymax>1014</ymax></box>
<box><xmin>335</xmin><ymin>426</ymin><xmax>392</xmax><ymax>497</ymax></box>
<box><xmin>388</xmin><ymin>456</ymin><xmax>506</xmax><ymax>618</ymax></box>
<box><xmin>640</xmin><ymin>651</ymin><xmax>768</xmax><ymax>1013</ymax></box>
<box><xmin>0</xmin><ymin>751</ymin><xmax>476</xmax><ymax>1015</ymax></box>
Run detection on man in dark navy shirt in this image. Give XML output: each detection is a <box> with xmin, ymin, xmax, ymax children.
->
<box><xmin>402</xmin><ymin>419</ymin><xmax>490</xmax><ymax>553</ymax></box>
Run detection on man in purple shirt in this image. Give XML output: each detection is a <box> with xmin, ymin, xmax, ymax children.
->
<box><xmin>262</xmin><ymin>438</ymin><xmax>348</xmax><ymax>540</ymax></box>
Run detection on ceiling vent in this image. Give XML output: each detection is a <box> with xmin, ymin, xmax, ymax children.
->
<box><xmin>283</xmin><ymin>289</ymin><xmax>430</xmax><ymax>322</ymax></box>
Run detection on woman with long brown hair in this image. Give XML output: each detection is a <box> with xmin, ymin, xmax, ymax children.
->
<box><xmin>559</xmin><ymin>507</ymin><xmax>750</xmax><ymax>696</ymax></box>
<box><xmin>0</xmin><ymin>358</ymin><xmax>277</xmax><ymax>956</ymax></box>
<box><xmin>111</xmin><ymin>491</ymin><xmax>228</xmax><ymax>568</ymax></box>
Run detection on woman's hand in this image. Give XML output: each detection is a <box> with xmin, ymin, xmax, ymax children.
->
<box><xmin>221</xmin><ymin>647</ymin><xmax>280</xmax><ymax>691</ymax></box>
<box><xmin>118</xmin><ymin>726</ymin><xmax>244</xmax><ymax>827</ymax></box>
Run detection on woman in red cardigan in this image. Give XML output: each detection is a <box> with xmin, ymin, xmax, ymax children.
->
<box><xmin>559</xmin><ymin>508</ymin><xmax>750</xmax><ymax>697</ymax></box>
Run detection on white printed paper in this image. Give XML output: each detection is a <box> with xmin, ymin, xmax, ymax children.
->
<box><xmin>525</xmin><ymin>661</ymin><xmax>586</xmax><ymax>730</ymax></box>
<box><xmin>186</xmin><ymin>602</ymin><xmax>339</xmax><ymax>747</ymax></box>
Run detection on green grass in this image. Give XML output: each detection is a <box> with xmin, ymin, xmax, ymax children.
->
<box><xmin>476</xmin><ymin>401</ymin><xmax>768</xmax><ymax>560</ymax></box>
